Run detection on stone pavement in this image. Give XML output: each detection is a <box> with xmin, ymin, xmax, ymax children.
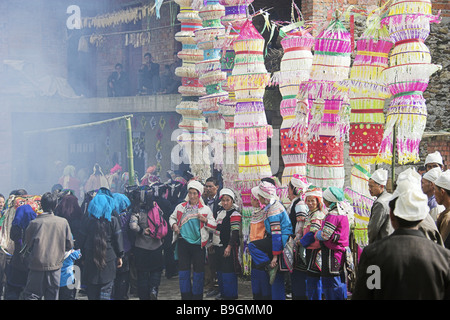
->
<box><xmin>77</xmin><ymin>273</ymin><xmax>257</xmax><ymax>300</ymax></box>
<box><xmin>157</xmin><ymin>274</ymin><xmax>255</xmax><ymax>300</ymax></box>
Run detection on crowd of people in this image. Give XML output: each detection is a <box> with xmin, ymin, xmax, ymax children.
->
<box><xmin>1</xmin><ymin>149</ymin><xmax>450</xmax><ymax>300</ymax></box>
<box><xmin>107</xmin><ymin>52</ymin><xmax>182</xmax><ymax>97</ymax></box>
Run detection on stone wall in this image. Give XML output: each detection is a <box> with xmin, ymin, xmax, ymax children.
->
<box><xmin>425</xmin><ymin>17</ymin><xmax>450</xmax><ymax>131</ymax></box>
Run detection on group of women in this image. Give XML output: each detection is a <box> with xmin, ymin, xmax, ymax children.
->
<box><xmin>39</xmin><ymin>170</ymin><xmax>354</xmax><ymax>301</ymax></box>
<box><xmin>169</xmin><ymin>180</ymin><xmax>242</xmax><ymax>300</ymax></box>
<box><xmin>170</xmin><ymin>173</ymin><xmax>354</xmax><ymax>300</ymax></box>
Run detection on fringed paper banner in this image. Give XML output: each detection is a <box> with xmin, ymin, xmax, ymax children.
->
<box><xmin>306</xmin><ymin>136</ymin><xmax>345</xmax><ymax>188</ymax></box>
<box><xmin>386</xmin><ymin>0</ymin><xmax>433</xmax><ymax>18</ymax></box>
<box><xmin>198</xmin><ymin>4</ymin><xmax>226</xmax><ymax>20</ymax></box>
<box><xmin>382</xmin><ymin>63</ymin><xmax>441</xmax><ymax>92</ymax></box>
<box><xmin>307</xmin><ymin>162</ymin><xmax>345</xmax><ymax>189</ymax></box>
<box><xmin>271</xmin><ymin>70</ymin><xmax>312</xmax><ymax>87</ymax></box>
<box><xmin>199</xmin><ymin>70</ymin><xmax>227</xmax><ymax>87</ymax></box>
<box><xmin>280</xmin><ymin>101</ymin><xmax>298</xmax><ymax>120</ymax></box>
<box><xmin>195</xmin><ymin>58</ymin><xmax>222</xmax><ymax>75</ymax></box>
<box><xmin>281</xmin><ymin>162</ymin><xmax>307</xmax><ymax>186</ymax></box>
<box><xmin>227</xmin><ymin>73</ymin><xmax>270</xmax><ymax>90</ymax></box>
<box><xmin>289</xmin><ymin>99</ymin><xmax>310</xmax><ymax>139</ymax></box>
<box><xmin>124</xmin><ymin>32</ymin><xmax>151</xmax><ymax>48</ymax></box>
<box><xmin>178</xmin><ymin>85</ymin><xmax>207</xmax><ymax>96</ymax></box>
<box><xmin>349</xmin><ymin>98</ymin><xmax>385</xmax><ymax>124</ymax></box>
<box><xmin>178</xmin><ymin>49</ymin><xmax>204</xmax><ymax>62</ymax></box>
<box><xmin>377</xmin><ymin>98</ymin><xmax>427</xmax><ymax>165</ymax></box>
<box><xmin>297</xmin><ymin>81</ymin><xmax>347</xmax><ymax>102</ymax></box>
<box><xmin>350</xmin><ymin>164</ymin><xmax>372</xmax><ymax>196</ymax></box>
<box><xmin>349</xmin><ymin>123</ymin><xmax>384</xmax><ymax>164</ymax></box>
<box><xmin>195</xmin><ymin>28</ymin><xmax>226</xmax><ymax>48</ymax></box>
<box><xmin>279</xmin><ymin>83</ymin><xmax>303</xmax><ymax>97</ymax></box>
<box><xmin>233</xmin><ymin>39</ymin><xmax>266</xmax><ymax>54</ymax></box>
<box><xmin>199</xmin><ymin>91</ymin><xmax>229</xmax><ymax>111</ymax></box>
<box><xmin>306</xmin><ymin>97</ymin><xmax>349</xmax><ymax>142</ymax></box>
<box><xmin>281</xmin><ymin>127</ymin><xmax>307</xmax><ymax>157</ymax></box>
<box><xmin>389</xmin><ymin>41</ymin><xmax>431</xmax><ymax>66</ymax></box>
<box><xmin>175</xmin><ymin>0</ymin><xmax>211</xmax><ymax>180</ymax></box>
<box><xmin>344</xmin><ymin>187</ymin><xmax>374</xmax><ymax>248</ymax></box>
<box><xmin>82</xmin><ymin>3</ymin><xmax>156</xmax><ymax>29</ymax></box>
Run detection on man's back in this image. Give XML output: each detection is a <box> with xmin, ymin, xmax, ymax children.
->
<box><xmin>353</xmin><ymin>229</ymin><xmax>450</xmax><ymax>299</ymax></box>
<box><xmin>24</xmin><ymin>213</ymin><xmax>73</xmax><ymax>271</ymax></box>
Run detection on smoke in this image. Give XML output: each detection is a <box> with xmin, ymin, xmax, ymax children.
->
<box><xmin>0</xmin><ymin>0</ymin><xmax>114</xmax><ymax>197</ymax></box>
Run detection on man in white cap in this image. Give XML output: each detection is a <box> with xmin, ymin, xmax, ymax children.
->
<box><xmin>367</xmin><ymin>168</ymin><xmax>393</xmax><ymax>244</ymax></box>
<box><xmin>421</xmin><ymin>167</ymin><xmax>445</xmax><ymax>221</ymax></box>
<box><xmin>425</xmin><ymin>151</ymin><xmax>444</xmax><ymax>172</ymax></box>
<box><xmin>434</xmin><ymin>170</ymin><xmax>450</xmax><ymax>248</ymax></box>
<box><xmin>353</xmin><ymin>168</ymin><xmax>450</xmax><ymax>300</ymax></box>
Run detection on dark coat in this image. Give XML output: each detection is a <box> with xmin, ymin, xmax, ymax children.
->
<box><xmin>352</xmin><ymin>228</ymin><xmax>450</xmax><ymax>300</ymax></box>
<box><xmin>78</xmin><ymin>215</ymin><xmax>124</xmax><ymax>285</ymax></box>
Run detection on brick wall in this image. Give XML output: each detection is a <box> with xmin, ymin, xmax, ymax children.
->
<box><xmin>94</xmin><ymin>1</ymin><xmax>181</xmax><ymax>97</ymax></box>
<box><xmin>421</xmin><ymin>134</ymin><xmax>450</xmax><ymax>170</ymax></box>
<box><xmin>433</xmin><ymin>0</ymin><xmax>450</xmax><ymax>17</ymax></box>
<box><xmin>301</xmin><ymin>0</ymin><xmax>379</xmax><ymax>24</ymax></box>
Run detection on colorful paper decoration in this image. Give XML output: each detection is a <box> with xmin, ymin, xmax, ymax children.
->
<box><xmin>377</xmin><ymin>0</ymin><xmax>441</xmax><ymax>164</ymax></box>
<box><xmin>228</xmin><ymin>19</ymin><xmax>272</xmax><ymax>190</ymax></box>
<box><xmin>227</xmin><ymin>19</ymin><xmax>271</xmax><ymax>276</ymax></box>
<box><xmin>174</xmin><ymin>0</ymin><xmax>211</xmax><ymax>181</ymax></box>
<box><xmin>217</xmin><ymin>0</ymin><xmax>253</xmax><ymax>190</ymax></box>
<box><xmin>194</xmin><ymin>0</ymin><xmax>228</xmax><ymax>130</ymax></box>
<box><xmin>294</xmin><ymin>18</ymin><xmax>352</xmax><ymax>188</ymax></box>
<box><xmin>344</xmin><ymin>187</ymin><xmax>374</xmax><ymax>248</ymax></box>
<box><xmin>334</xmin><ymin>12</ymin><xmax>393</xmax><ymax>195</ymax></box>
<box><xmin>271</xmin><ymin>25</ymin><xmax>314</xmax><ymax>204</ymax></box>
<box><xmin>193</xmin><ymin>0</ymin><xmax>228</xmax><ymax>176</ymax></box>
<box><xmin>339</xmin><ymin>15</ymin><xmax>393</xmax><ymax>165</ymax></box>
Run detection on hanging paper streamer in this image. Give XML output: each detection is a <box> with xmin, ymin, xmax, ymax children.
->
<box><xmin>82</xmin><ymin>4</ymin><xmax>156</xmax><ymax>29</ymax></box>
<box><xmin>228</xmin><ymin>19</ymin><xmax>272</xmax><ymax>188</ymax></box>
<box><xmin>377</xmin><ymin>0</ymin><xmax>441</xmax><ymax>165</ymax></box>
<box><xmin>194</xmin><ymin>0</ymin><xmax>228</xmax><ymax>175</ymax></box>
<box><xmin>227</xmin><ymin>19</ymin><xmax>272</xmax><ymax>276</ymax></box>
<box><xmin>293</xmin><ymin>18</ymin><xmax>352</xmax><ymax>189</ymax></box>
<box><xmin>337</xmin><ymin>14</ymin><xmax>393</xmax><ymax>165</ymax></box>
<box><xmin>216</xmin><ymin>0</ymin><xmax>252</xmax><ymax>191</ymax></box>
<box><xmin>270</xmin><ymin>25</ymin><xmax>314</xmax><ymax>205</ymax></box>
<box><xmin>344</xmin><ymin>187</ymin><xmax>374</xmax><ymax>248</ymax></box>
<box><xmin>334</xmin><ymin>11</ymin><xmax>393</xmax><ymax>195</ymax></box>
<box><xmin>175</xmin><ymin>0</ymin><xmax>211</xmax><ymax>181</ymax></box>
<box><xmin>194</xmin><ymin>0</ymin><xmax>228</xmax><ymax>131</ymax></box>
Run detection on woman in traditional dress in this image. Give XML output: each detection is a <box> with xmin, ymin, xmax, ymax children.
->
<box><xmin>213</xmin><ymin>188</ymin><xmax>242</xmax><ymax>300</ymax></box>
<box><xmin>299</xmin><ymin>187</ymin><xmax>325</xmax><ymax>300</ymax></box>
<box><xmin>287</xmin><ymin>174</ymin><xmax>310</xmax><ymax>300</ymax></box>
<box><xmin>316</xmin><ymin>186</ymin><xmax>352</xmax><ymax>300</ymax></box>
<box><xmin>248</xmin><ymin>181</ymin><xmax>292</xmax><ymax>299</ymax></box>
<box><xmin>169</xmin><ymin>180</ymin><xmax>216</xmax><ymax>300</ymax></box>
<box><xmin>249</xmin><ymin>186</ymin><xmax>271</xmax><ymax>300</ymax></box>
